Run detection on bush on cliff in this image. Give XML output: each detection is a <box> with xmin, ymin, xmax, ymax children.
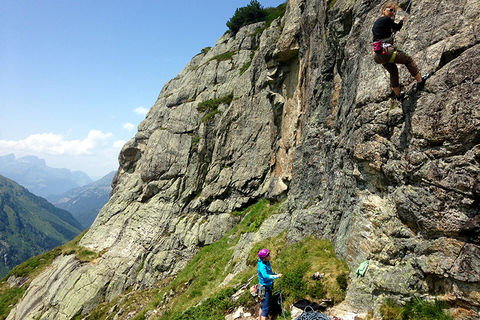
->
<box><xmin>227</xmin><ymin>0</ymin><xmax>266</xmax><ymax>33</ymax></box>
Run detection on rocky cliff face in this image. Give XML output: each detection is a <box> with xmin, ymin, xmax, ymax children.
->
<box><xmin>6</xmin><ymin>0</ymin><xmax>479</xmax><ymax>319</ymax></box>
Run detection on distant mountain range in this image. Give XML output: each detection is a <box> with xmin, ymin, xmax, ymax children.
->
<box><xmin>0</xmin><ymin>174</ymin><xmax>83</xmax><ymax>278</ymax></box>
<box><xmin>0</xmin><ymin>154</ymin><xmax>92</xmax><ymax>199</ymax></box>
<box><xmin>50</xmin><ymin>171</ymin><xmax>116</xmax><ymax>228</ymax></box>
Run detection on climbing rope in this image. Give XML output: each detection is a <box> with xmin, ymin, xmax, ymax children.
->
<box><xmin>405</xmin><ymin>0</ymin><xmax>413</xmax><ymax>14</ymax></box>
<box><xmin>277</xmin><ymin>290</ymin><xmax>287</xmax><ymax>320</ymax></box>
<box><xmin>295</xmin><ymin>306</ymin><xmax>331</xmax><ymax>320</ymax></box>
<box><xmin>277</xmin><ymin>291</ymin><xmax>332</xmax><ymax>320</ymax></box>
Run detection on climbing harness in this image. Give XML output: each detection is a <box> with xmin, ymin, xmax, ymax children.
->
<box><xmin>295</xmin><ymin>306</ymin><xmax>331</xmax><ymax>320</ymax></box>
<box><xmin>250</xmin><ymin>284</ymin><xmax>266</xmax><ymax>301</ymax></box>
<box><xmin>253</xmin><ymin>287</ymin><xmax>287</xmax><ymax>319</ymax></box>
<box><xmin>371</xmin><ymin>37</ymin><xmax>394</xmax><ymax>54</ymax></box>
<box><xmin>388</xmin><ymin>50</ymin><xmax>398</xmax><ymax>63</ymax></box>
<box><xmin>372</xmin><ymin>40</ymin><xmax>383</xmax><ymax>52</ymax></box>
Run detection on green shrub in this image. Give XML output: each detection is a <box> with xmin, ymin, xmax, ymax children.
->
<box><xmin>380</xmin><ymin>298</ymin><xmax>403</xmax><ymax>320</ymax></box>
<box><xmin>401</xmin><ymin>298</ymin><xmax>452</xmax><ymax>320</ymax></box>
<box><xmin>240</xmin><ymin>50</ymin><xmax>256</xmax><ymax>75</ymax></box>
<box><xmin>197</xmin><ymin>94</ymin><xmax>234</xmax><ymax>113</ymax></box>
<box><xmin>328</xmin><ymin>0</ymin><xmax>338</xmax><ymax>9</ymax></box>
<box><xmin>227</xmin><ymin>0</ymin><xmax>266</xmax><ymax>34</ymax></box>
<box><xmin>4</xmin><ymin>247</ymin><xmax>62</xmax><ymax>279</ymax></box>
<box><xmin>336</xmin><ymin>273</ymin><xmax>348</xmax><ymax>292</ymax></box>
<box><xmin>276</xmin><ymin>263</ymin><xmax>310</xmax><ymax>303</ymax></box>
<box><xmin>264</xmin><ymin>3</ymin><xmax>287</xmax><ymax>27</ymax></box>
<box><xmin>197</xmin><ymin>94</ymin><xmax>234</xmax><ymax>123</ymax></box>
<box><xmin>209</xmin><ymin>51</ymin><xmax>235</xmax><ymax>62</ymax></box>
<box><xmin>201</xmin><ymin>110</ymin><xmax>222</xmax><ymax>123</ymax></box>
<box><xmin>227</xmin><ymin>1</ymin><xmax>287</xmax><ymax>35</ymax></box>
<box><xmin>170</xmin><ymin>288</ymin><xmax>236</xmax><ymax>320</ymax></box>
<box><xmin>309</xmin><ymin>280</ymin><xmax>327</xmax><ymax>299</ymax></box>
<box><xmin>191</xmin><ymin>136</ymin><xmax>201</xmax><ymax>145</ymax></box>
<box><xmin>240</xmin><ymin>61</ymin><xmax>252</xmax><ymax>75</ymax></box>
<box><xmin>76</xmin><ymin>249</ymin><xmax>98</xmax><ymax>262</ymax></box>
<box><xmin>380</xmin><ymin>298</ymin><xmax>453</xmax><ymax>320</ymax></box>
<box><xmin>232</xmin><ymin>199</ymin><xmax>279</xmax><ymax>234</ymax></box>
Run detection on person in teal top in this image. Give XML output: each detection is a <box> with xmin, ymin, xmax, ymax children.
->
<box><xmin>257</xmin><ymin>249</ymin><xmax>282</xmax><ymax>320</ymax></box>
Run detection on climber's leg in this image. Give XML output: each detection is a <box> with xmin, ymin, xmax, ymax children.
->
<box><xmin>394</xmin><ymin>51</ymin><xmax>420</xmax><ymax>80</ymax></box>
<box><xmin>382</xmin><ymin>63</ymin><xmax>401</xmax><ymax>97</ymax></box>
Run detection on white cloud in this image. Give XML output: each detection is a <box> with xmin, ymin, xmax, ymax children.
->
<box><xmin>133</xmin><ymin>107</ymin><xmax>149</xmax><ymax>115</ymax></box>
<box><xmin>0</xmin><ymin>130</ymin><xmax>112</xmax><ymax>156</ymax></box>
<box><xmin>123</xmin><ymin>123</ymin><xmax>135</xmax><ymax>132</ymax></box>
<box><xmin>0</xmin><ymin>130</ymin><xmax>122</xmax><ymax>178</ymax></box>
<box><xmin>113</xmin><ymin>140</ymin><xmax>126</xmax><ymax>149</ymax></box>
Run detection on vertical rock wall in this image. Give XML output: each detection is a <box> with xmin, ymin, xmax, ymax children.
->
<box><xmin>288</xmin><ymin>0</ymin><xmax>479</xmax><ymax>317</ymax></box>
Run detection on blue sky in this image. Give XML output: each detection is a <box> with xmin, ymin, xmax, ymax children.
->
<box><xmin>0</xmin><ymin>0</ymin><xmax>285</xmax><ymax>179</ymax></box>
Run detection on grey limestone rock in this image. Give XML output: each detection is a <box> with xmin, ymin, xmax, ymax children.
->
<box><xmin>7</xmin><ymin>0</ymin><xmax>480</xmax><ymax>319</ymax></box>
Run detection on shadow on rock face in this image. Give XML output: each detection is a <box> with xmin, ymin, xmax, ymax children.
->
<box><xmin>120</xmin><ymin>147</ymin><xmax>142</xmax><ymax>173</ymax></box>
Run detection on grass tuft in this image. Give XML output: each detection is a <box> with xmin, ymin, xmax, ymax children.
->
<box><xmin>402</xmin><ymin>298</ymin><xmax>453</xmax><ymax>320</ymax></box>
<box><xmin>209</xmin><ymin>51</ymin><xmax>235</xmax><ymax>63</ymax></box>
<box><xmin>197</xmin><ymin>94</ymin><xmax>234</xmax><ymax>113</ymax></box>
<box><xmin>231</xmin><ymin>199</ymin><xmax>279</xmax><ymax>233</ymax></box>
<box><xmin>197</xmin><ymin>94</ymin><xmax>234</xmax><ymax>123</ymax></box>
<box><xmin>0</xmin><ymin>287</ymin><xmax>25</xmax><ymax>320</ymax></box>
<box><xmin>380</xmin><ymin>297</ymin><xmax>453</xmax><ymax>320</ymax></box>
<box><xmin>240</xmin><ymin>61</ymin><xmax>252</xmax><ymax>75</ymax></box>
<box><xmin>380</xmin><ymin>298</ymin><xmax>404</xmax><ymax>320</ymax></box>
<box><xmin>168</xmin><ymin>288</ymin><xmax>236</xmax><ymax>320</ymax></box>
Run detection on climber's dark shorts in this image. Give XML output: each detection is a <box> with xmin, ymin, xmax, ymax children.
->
<box><xmin>374</xmin><ymin>47</ymin><xmax>419</xmax><ymax>88</ymax></box>
<box><xmin>261</xmin><ymin>286</ymin><xmax>272</xmax><ymax>316</ymax></box>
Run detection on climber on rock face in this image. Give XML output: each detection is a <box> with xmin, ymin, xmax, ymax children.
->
<box><xmin>372</xmin><ymin>1</ymin><xmax>428</xmax><ymax>100</ymax></box>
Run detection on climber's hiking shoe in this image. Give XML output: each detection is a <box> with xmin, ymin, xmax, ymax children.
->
<box><xmin>390</xmin><ymin>90</ymin><xmax>405</xmax><ymax>102</ymax></box>
<box><xmin>416</xmin><ymin>73</ymin><xmax>431</xmax><ymax>91</ymax></box>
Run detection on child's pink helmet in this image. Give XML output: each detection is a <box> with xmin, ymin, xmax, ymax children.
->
<box><xmin>258</xmin><ymin>249</ymin><xmax>270</xmax><ymax>259</ymax></box>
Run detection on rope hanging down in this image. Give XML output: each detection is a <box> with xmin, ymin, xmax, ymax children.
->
<box><xmin>405</xmin><ymin>0</ymin><xmax>413</xmax><ymax>14</ymax></box>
